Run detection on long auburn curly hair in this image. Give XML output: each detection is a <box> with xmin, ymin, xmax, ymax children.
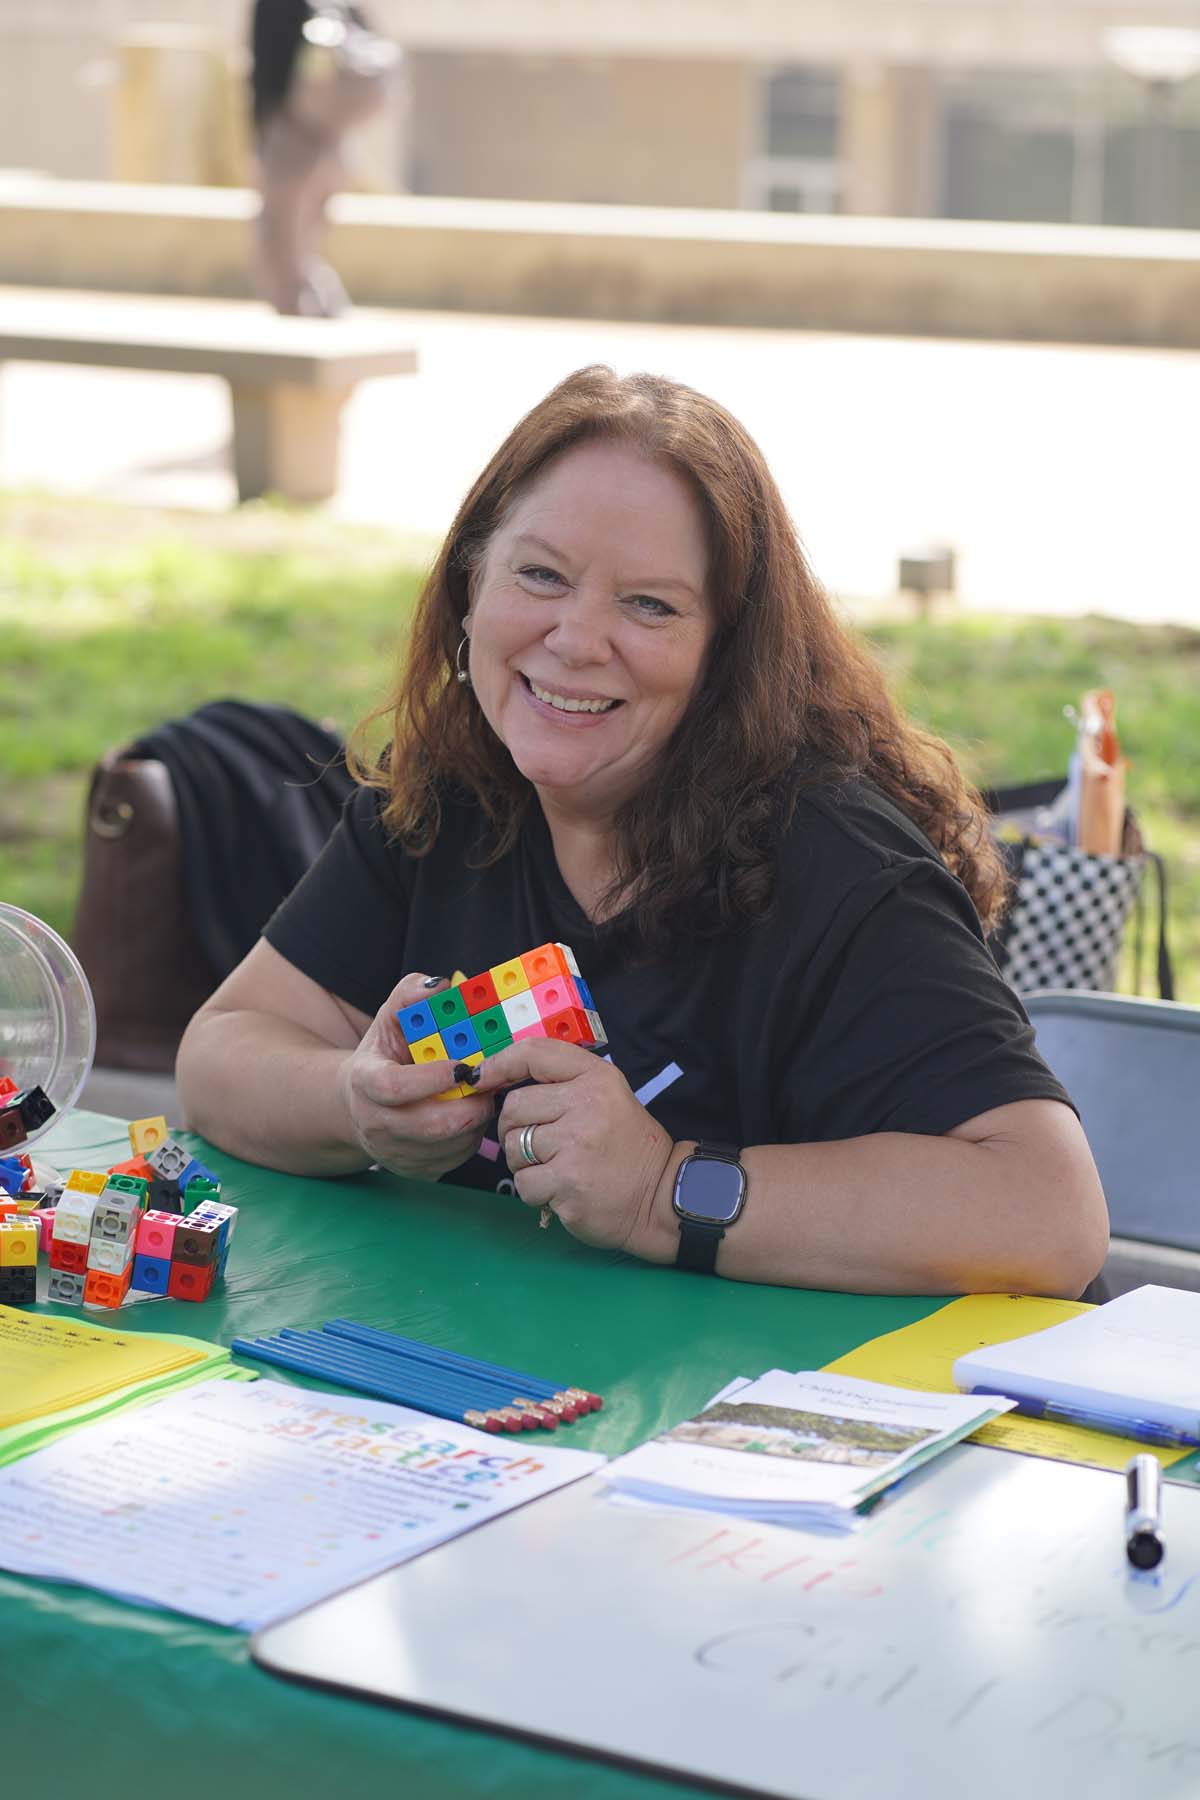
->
<box><xmin>348</xmin><ymin>365</ymin><xmax>1008</xmax><ymax>950</ymax></box>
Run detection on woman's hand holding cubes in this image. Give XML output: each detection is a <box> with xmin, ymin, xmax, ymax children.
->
<box><xmin>337</xmin><ymin>971</ymin><xmax>495</xmax><ymax>1181</ymax></box>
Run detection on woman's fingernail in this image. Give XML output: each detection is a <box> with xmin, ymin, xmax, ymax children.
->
<box><xmin>422</xmin><ymin>975</ymin><xmax>449</xmax><ymax>989</ymax></box>
<box><xmin>453</xmin><ymin>1062</ymin><xmax>482</xmax><ymax>1086</ymax></box>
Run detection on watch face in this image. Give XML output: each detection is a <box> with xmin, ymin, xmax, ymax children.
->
<box><xmin>675</xmin><ymin>1156</ymin><xmax>745</xmax><ymax>1225</ymax></box>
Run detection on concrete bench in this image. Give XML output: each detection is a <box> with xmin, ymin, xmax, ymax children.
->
<box><xmin>0</xmin><ymin>286</ymin><xmax>417</xmax><ymax>502</ymax></box>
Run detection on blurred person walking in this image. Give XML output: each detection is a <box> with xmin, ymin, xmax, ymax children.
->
<box><xmin>249</xmin><ymin>0</ymin><xmax>397</xmax><ymax>316</ymax></box>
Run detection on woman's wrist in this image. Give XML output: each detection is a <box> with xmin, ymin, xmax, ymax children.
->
<box><xmin>626</xmin><ymin>1140</ymin><xmax>693</xmax><ymax>1265</ymax></box>
<box><xmin>332</xmin><ymin>1049</ymin><xmax>374</xmax><ymax>1165</ymax></box>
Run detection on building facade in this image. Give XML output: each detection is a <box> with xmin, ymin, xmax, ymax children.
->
<box><xmin>2</xmin><ymin>0</ymin><xmax>1200</xmax><ymax>226</ymax></box>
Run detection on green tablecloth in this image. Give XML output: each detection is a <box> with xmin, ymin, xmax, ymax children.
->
<box><xmin>4</xmin><ymin>1111</ymin><xmax>943</xmax><ymax>1800</ymax></box>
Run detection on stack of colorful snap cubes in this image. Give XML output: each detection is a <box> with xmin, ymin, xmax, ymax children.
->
<box><xmin>395</xmin><ymin>941</ymin><xmax>607</xmax><ymax>1098</ymax></box>
<box><xmin>0</xmin><ymin>1213</ymin><xmax>38</xmax><ymax>1305</ymax></box>
<box><xmin>35</xmin><ymin>1117</ymin><xmax>237</xmax><ymax>1310</ymax></box>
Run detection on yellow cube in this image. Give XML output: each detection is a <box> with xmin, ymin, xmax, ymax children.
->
<box><xmin>436</xmin><ymin>1050</ymin><xmax>485</xmax><ymax>1101</ymax></box>
<box><xmin>489</xmin><ymin>956</ymin><xmax>530</xmax><ymax>1000</ymax></box>
<box><xmin>407</xmin><ymin>1030</ymin><xmax>449</xmax><ymax>1067</ymax></box>
<box><xmin>128</xmin><ymin>1115</ymin><xmax>169</xmax><ymax>1156</ymax></box>
<box><xmin>65</xmin><ymin>1169</ymin><xmax>107</xmax><ymax>1196</ymax></box>
<box><xmin>0</xmin><ymin>1219</ymin><xmax>38</xmax><ymax>1265</ymax></box>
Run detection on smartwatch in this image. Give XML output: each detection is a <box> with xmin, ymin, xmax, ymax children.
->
<box><xmin>672</xmin><ymin>1141</ymin><xmax>747</xmax><ymax>1275</ymax></box>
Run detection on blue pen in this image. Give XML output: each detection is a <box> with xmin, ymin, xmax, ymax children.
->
<box><xmin>969</xmin><ymin>1388</ymin><xmax>1200</xmax><ymax>1450</ymax></box>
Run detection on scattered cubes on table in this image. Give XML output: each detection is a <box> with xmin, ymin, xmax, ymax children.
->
<box><xmin>31</xmin><ymin>1116</ymin><xmax>238</xmax><ymax>1313</ymax></box>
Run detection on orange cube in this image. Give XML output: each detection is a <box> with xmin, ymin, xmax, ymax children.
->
<box><xmin>108</xmin><ymin>1154</ymin><xmax>154</xmax><ymax>1183</ymax></box>
<box><xmin>520</xmin><ymin>942</ymin><xmax>575</xmax><ymax>987</ymax></box>
<box><xmin>83</xmin><ymin>1263</ymin><xmax>133</xmax><ymax>1309</ymax></box>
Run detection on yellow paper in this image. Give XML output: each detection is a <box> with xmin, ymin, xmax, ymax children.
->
<box><xmin>824</xmin><ymin>1294</ymin><xmax>1192</xmax><ymax>1475</ymax></box>
<box><xmin>0</xmin><ymin>1305</ymin><xmax>212</xmax><ymax>1427</ymax></box>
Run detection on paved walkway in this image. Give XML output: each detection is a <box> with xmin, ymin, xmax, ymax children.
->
<box><xmin>2</xmin><ymin>303</ymin><xmax>1196</xmax><ymax>626</ymax></box>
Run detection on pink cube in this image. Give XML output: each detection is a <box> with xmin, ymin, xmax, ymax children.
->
<box><xmin>529</xmin><ymin>974</ymin><xmax>581</xmax><ymax>1020</ymax></box>
<box><xmin>136</xmin><ymin>1209</ymin><xmax>179</xmax><ymax>1260</ymax></box>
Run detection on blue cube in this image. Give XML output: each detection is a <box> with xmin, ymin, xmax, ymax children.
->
<box><xmin>131</xmin><ymin>1253</ymin><xmax>172</xmax><ymax>1294</ymax></box>
<box><xmin>395</xmin><ymin>999</ymin><xmax>437</xmax><ymax>1042</ymax></box>
<box><xmin>441</xmin><ymin>1016</ymin><xmax>482</xmax><ymax>1060</ymax></box>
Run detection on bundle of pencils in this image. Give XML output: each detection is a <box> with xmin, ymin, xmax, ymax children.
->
<box><xmin>230</xmin><ymin>1318</ymin><xmax>602</xmax><ymax>1434</ymax></box>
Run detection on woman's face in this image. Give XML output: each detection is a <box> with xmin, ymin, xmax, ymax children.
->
<box><xmin>466</xmin><ymin>439</ymin><xmax>713</xmax><ymax>822</ymax></box>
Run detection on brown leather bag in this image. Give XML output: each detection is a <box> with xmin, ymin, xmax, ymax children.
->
<box><xmin>70</xmin><ymin>753</ymin><xmax>218</xmax><ymax>1073</ymax></box>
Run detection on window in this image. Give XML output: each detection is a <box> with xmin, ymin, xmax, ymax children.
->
<box><xmin>937</xmin><ymin>67</ymin><xmax>1200</xmax><ymax>228</ymax></box>
<box><xmin>745</xmin><ymin>66</ymin><xmax>843</xmax><ymax>213</ymax></box>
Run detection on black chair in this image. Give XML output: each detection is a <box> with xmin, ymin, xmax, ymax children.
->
<box><xmin>1025</xmin><ymin>989</ymin><xmax>1200</xmax><ymax>1296</ymax></box>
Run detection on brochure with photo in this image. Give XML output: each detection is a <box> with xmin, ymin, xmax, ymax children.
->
<box><xmin>604</xmin><ymin>1369</ymin><xmax>1014</xmax><ymax>1530</ymax></box>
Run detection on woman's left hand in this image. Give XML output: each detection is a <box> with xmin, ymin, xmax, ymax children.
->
<box><xmin>472</xmin><ymin>1041</ymin><xmax>677</xmax><ymax>1255</ymax></box>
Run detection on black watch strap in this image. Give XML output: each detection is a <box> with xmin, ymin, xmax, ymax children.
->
<box><xmin>674</xmin><ymin>1142</ymin><xmax>742</xmax><ymax>1275</ymax></box>
<box><xmin>675</xmin><ymin>1217</ymin><xmax>725</xmax><ymax>1275</ymax></box>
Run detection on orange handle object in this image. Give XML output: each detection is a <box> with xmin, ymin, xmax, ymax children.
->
<box><xmin>1077</xmin><ymin>689</ymin><xmax>1126</xmax><ymax>856</ymax></box>
<box><xmin>1080</xmin><ymin>689</ymin><xmax>1121</xmax><ymax>766</ymax></box>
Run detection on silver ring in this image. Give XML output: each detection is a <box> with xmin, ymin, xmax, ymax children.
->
<box><xmin>518</xmin><ymin>1123</ymin><xmax>542</xmax><ymax>1167</ymax></box>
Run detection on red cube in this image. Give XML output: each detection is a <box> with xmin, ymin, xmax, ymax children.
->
<box><xmin>49</xmin><ymin>1237</ymin><xmax>88</xmax><ymax>1274</ymax></box>
<box><xmin>168</xmin><ymin>1261</ymin><xmax>216</xmax><ymax>1302</ymax></box>
<box><xmin>458</xmin><ymin>970</ymin><xmax>500</xmax><ymax>1014</ymax></box>
<box><xmin>540</xmin><ymin>1006</ymin><xmax>595</xmax><ymax>1046</ymax></box>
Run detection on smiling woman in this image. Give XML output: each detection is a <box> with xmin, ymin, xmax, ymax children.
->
<box><xmin>176</xmin><ymin>366</ymin><xmax>1109</xmax><ymax>1299</ymax></box>
<box><xmin>461</xmin><ymin>442</ymin><xmax>713</xmax><ymax>915</ymax></box>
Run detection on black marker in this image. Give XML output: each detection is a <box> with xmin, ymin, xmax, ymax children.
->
<box><xmin>1125</xmin><ymin>1453</ymin><xmax>1164</xmax><ymax>1570</ymax></box>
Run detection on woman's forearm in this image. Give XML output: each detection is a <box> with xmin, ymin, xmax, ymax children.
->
<box><xmin>635</xmin><ymin>1105</ymin><xmax>1108</xmax><ymax>1299</ymax></box>
<box><xmin>176</xmin><ymin>1007</ymin><xmax>370</xmax><ymax>1178</ymax></box>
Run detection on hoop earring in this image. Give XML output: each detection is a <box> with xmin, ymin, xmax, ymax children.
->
<box><xmin>455</xmin><ymin>635</ymin><xmax>471</xmax><ymax>686</ymax></box>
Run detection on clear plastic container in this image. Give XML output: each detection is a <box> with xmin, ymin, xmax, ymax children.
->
<box><xmin>0</xmin><ymin>902</ymin><xmax>96</xmax><ymax>1148</ymax></box>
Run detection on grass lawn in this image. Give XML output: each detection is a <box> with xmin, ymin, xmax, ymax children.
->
<box><xmin>2</xmin><ymin>492</ymin><xmax>1197</xmax><ymax>1002</ymax></box>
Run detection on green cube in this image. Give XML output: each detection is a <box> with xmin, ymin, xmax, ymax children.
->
<box><xmin>430</xmin><ymin>986</ymin><xmax>469</xmax><ymax>1028</ymax></box>
<box><xmin>105</xmin><ymin>1172</ymin><xmax>149</xmax><ymax>1204</ymax></box>
<box><xmin>472</xmin><ymin>1004</ymin><xmax>513</xmax><ymax>1054</ymax></box>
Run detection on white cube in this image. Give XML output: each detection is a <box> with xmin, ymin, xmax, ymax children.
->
<box><xmin>52</xmin><ymin>1189</ymin><xmax>98</xmax><ymax>1245</ymax></box>
<box><xmin>501</xmin><ymin>991</ymin><xmax>541</xmax><ymax>1033</ymax></box>
<box><xmin>87</xmin><ymin>1237</ymin><xmax>132</xmax><ymax>1275</ymax></box>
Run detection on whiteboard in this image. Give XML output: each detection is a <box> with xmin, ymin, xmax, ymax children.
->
<box><xmin>251</xmin><ymin>1446</ymin><xmax>1200</xmax><ymax>1800</ymax></box>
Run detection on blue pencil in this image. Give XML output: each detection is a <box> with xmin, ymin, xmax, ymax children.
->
<box><xmin>232</xmin><ymin>1336</ymin><xmax>529</xmax><ymax>1432</ymax></box>
<box><xmin>324</xmin><ymin>1318</ymin><xmax>601</xmax><ymax>1412</ymax></box>
<box><xmin>324</xmin><ymin>1318</ymin><xmax>587</xmax><ymax>1400</ymax></box>
<box><xmin>254</xmin><ymin>1333</ymin><xmax>542</xmax><ymax>1426</ymax></box>
<box><xmin>279</xmin><ymin>1329</ymin><xmax>563</xmax><ymax>1425</ymax></box>
<box><xmin>263</xmin><ymin>1331</ymin><xmax>556</xmax><ymax>1430</ymax></box>
<box><xmin>274</xmin><ymin>1329</ymin><xmax>556</xmax><ymax>1428</ymax></box>
<box><xmin>315</xmin><ymin>1323</ymin><xmax>582</xmax><ymax>1421</ymax></box>
<box><xmin>229</xmin><ymin>1334</ymin><xmax>504</xmax><ymax>1415</ymax></box>
<box><xmin>230</xmin><ymin>1336</ymin><xmax>524</xmax><ymax>1431</ymax></box>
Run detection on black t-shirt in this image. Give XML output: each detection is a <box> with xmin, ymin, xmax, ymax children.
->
<box><xmin>263</xmin><ymin>779</ymin><xmax>1071</xmax><ymax>1192</ymax></box>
